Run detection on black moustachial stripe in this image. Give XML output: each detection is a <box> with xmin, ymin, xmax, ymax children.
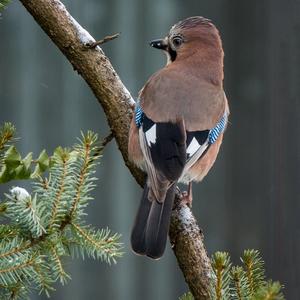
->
<box><xmin>168</xmin><ymin>47</ymin><xmax>177</xmax><ymax>61</ymax></box>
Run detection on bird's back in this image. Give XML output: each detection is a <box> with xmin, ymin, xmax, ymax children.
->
<box><xmin>140</xmin><ymin>63</ymin><xmax>225</xmax><ymax>132</ymax></box>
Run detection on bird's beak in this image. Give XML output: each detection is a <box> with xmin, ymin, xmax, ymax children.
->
<box><xmin>149</xmin><ymin>38</ymin><xmax>168</xmax><ymax>50</ymax></box>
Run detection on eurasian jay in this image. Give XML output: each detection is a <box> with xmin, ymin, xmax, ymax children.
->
<box><xmin>128</xmin><ymin>16</ymin><xmax>229</xmax><ymax>259</ymax></box>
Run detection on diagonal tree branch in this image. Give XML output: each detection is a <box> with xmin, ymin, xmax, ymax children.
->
<box><xmin>18</xmin><ymin>0</ymin><xmax>212</xmax><ymax>298</ymax></box>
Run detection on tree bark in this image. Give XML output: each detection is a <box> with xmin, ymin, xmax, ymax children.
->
<box><xmin>170</xmin><ymin>195</ymin><xmax>212</xmax><ymax>299</ymax></box>
<box><xmin>18</xmin><ymin>0</ymin><xmax>212</xmax><ymax>298</ymax></box>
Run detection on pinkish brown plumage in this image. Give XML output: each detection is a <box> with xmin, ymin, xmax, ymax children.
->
<box><xmin>128</xmin><ymin>16</ymin><xmax>229</xmax><ymax>259</ymax></box>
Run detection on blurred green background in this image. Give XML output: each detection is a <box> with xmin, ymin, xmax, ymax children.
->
<box><xmin>0</xmin><ymin>0</ymin><xmax>299</xmax><ymax>299</ymax></box>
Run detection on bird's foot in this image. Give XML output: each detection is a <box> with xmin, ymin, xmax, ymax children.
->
<box><xmin>180</xmin><ymin>182</ymin><xmax>193</xmax><ymax>208</ymax></box>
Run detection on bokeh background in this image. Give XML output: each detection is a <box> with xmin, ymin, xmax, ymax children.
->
<box><xmin>1</xmin><ymin>0</ymin><xmax>299</xmax><ymax>299</ymax></box>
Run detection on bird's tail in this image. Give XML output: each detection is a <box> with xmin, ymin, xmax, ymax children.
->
<box><xmin>131</xmin><ymin>183</ymin><xmax>176</xmax><ymax>259</ymax></box>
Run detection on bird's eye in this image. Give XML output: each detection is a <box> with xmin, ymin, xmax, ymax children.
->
<box><xmin>172</xmin><ymin>36</ymin><xmax>183</xmax><ymax>47</ymax></box>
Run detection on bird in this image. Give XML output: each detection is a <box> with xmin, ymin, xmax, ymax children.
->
<box><xmin>128</xmin><ymin>16</ymin><xmax>229</xmax><ymax>259</ymax></box>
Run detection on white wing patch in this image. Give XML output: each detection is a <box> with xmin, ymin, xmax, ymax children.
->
<box><xmin>186</xmin><ymin>137</ymin><xmax>200</xmax><ymax>157</ymax></box>
<box><xmin>145</xmin><ymin>124</ymin><xmax>157</xmax><ymax>147</ymax></box>
<box><xmin>179</xmin><ymin>140</ymin><xmax>209</xmax><ymax>184</ymax></box>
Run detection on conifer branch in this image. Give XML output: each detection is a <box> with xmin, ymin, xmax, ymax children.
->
<box><xmin>242</xmin><ymin>249</ymin><xmax>265</xmax><ymax>295</ymax></box>
<box><xmin>50</xmin><ymin>244</ymin><xmax>70</xmax><ymax>284</ymax></box>
<box><xmin>0</xmin><ymin>123</ymin><xmax>15</xmax><ymax>152</ymax></box>
<box><xmin>5</xmin><ymin>190</ymin><xmax>46</xmax><ymax>238</ymax></box>
<box><xmin>206</xmin><ymin>250</ymin><xmax>285</xmax><ymax>300</ymax></box>
<box><xmin>70</xmin><ymin>222</ymin><xmax>122</xmax><ymax>264</ymax></box>
<box><xmin>49</xmin><ymin>154</ymin><xmax>68</xmax><ymax>228</ymax></box>
<box><xmin>71</xmin><ymin>223</ymin><xmax>101</xmax><ymax>248</ymax></box>
<box><xmin>0</xmin><ymin>130</ymin><xmax>122</xmax><ymax>298</ymax></box>
<box><xmin>211</xmin><ymin>252</ymin><xmax>231</xmax><ymax>300</ymax></box>
<box><xmin>254</xmin><ymin>281</ymin><xmax>285</xmax><ymax>300</ymax></box>
<box><xmin>231</xmin><ymin>266</ymin><xmax>247</xmax><ymax>300</ymax></box>
<box><xmin>0</xmin><ymin>255</ymin><xmax>36</xmax><ymax>275</ymax></box>
<box><xmin>0</xmin><ymin>238</ymin><xmax>31</xmax><ymax>260</ymax></box>
<box><xmin>0</xmin><ymin>0</ymin><xmax>11</xmax><ymax>12</ymax></box>
<box><xmin>32</xmin><ymin>263</ymin><xmax>54</xmax><ymax>297</ymax></box>
<box><xmin>69</xmin><ymin>140</ymin><xmax>91</xmax><ymax>219</ymax></box>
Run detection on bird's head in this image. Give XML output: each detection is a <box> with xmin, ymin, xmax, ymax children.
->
<box><xmin>150</xmin><ymin>16</ymin><xmax>222</xmax><ymax>64</ymax></box>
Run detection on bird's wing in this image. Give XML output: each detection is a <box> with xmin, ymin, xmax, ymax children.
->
<box><xmin>183</xmin><ymin>130</ymin><xmax>210</xmax><ymax>175</ymax></box>
<box><xmin>138</xmin><ymin>69</ymin><xmax>228</xmax><ymax>196</ymax></box>
<box><xmin>179</xmin><ymin>111</ymin><xmax>228</xmax><ymax>182</ymax></box>
<box><xmin>137</xmin><ymin>109</ymin><xmax>228</xmax><ymax>192</ymax></box>
<box><xmin>138</xmin><ymin>113</ymin><xmax>186</xmax><ymax>202</ymax></box>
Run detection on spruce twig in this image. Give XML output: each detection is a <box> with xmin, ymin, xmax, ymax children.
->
<box><xmin>0</xmin><ymin>0</ymin><xmax>11</xmax><ymax>12</ymax></box>
<box><xmin>242</xmin><ymin>249</ymin><xmax>265</xmax><ymax>296</ymax></box>
<box><xmin>0</xmin><ymin>128</ymin><xmax>123</xmax><ymax>299</ymax></box>
<box><xmin>0</xmin><ymin>123</ymin><xmax>15</xmax><ymax>152</ymax></box>
<box><xmin>210</xmin><ymin>252</ymin><xmax>231</xmax><ymax>300</ymax></box>
<box><xmin>206</xmin><ymin>250</ymin><xmax>285</xmax><ymax>300</ymax></box>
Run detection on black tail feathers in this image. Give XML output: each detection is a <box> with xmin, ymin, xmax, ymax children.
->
<box><xmin>130</xmin><ymin>186</ymin><xmax>151</xmax><ymax>255</ymax></box>
<box><xmin>130</xmin><ymin>184</ymin><xmax>176</xmax><ymax>259</ymax></box>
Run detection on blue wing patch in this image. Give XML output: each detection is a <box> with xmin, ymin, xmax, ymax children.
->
<box><xmin>135</xmin><ymin>102</ymin><xmax>144</xmax><ymax>128</ymax></box>
<box><xmin>208</xmin><ymin>113</ymin><xmax>228</xmax><ymax>144</ymax></box>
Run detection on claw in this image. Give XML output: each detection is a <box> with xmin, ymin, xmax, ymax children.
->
<box><xmin>180</xmin><ymin>182</ymin><xmax>193</xmax><ymax>207</ymax></box>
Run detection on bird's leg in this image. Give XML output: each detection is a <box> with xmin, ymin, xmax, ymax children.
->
<box><xmin>180</xmin><ymin>182</ymin><xmax>193</xmax><ymax>207</ymax></box>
